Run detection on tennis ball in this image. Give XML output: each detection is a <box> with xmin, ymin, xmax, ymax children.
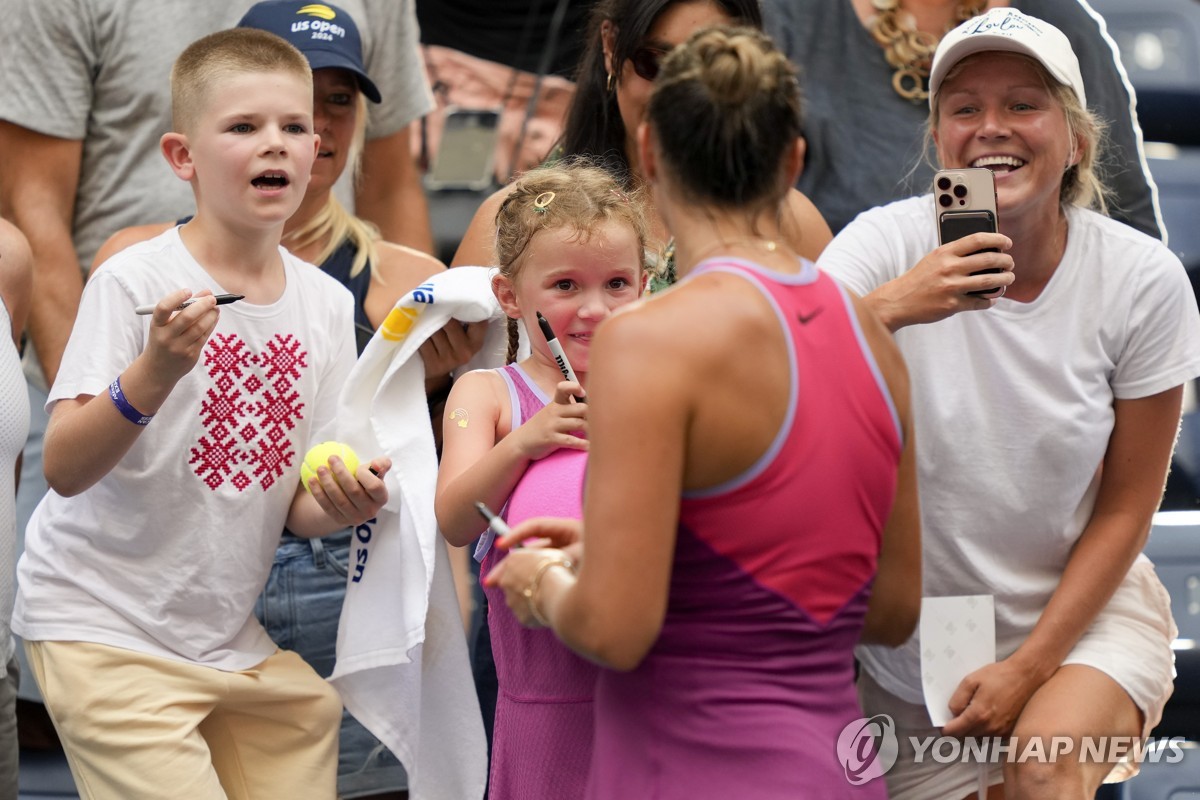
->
<box><xmin>300</xmin><ymin>441</ymin><xmax>360</xmax><ymax>494</ymax></box>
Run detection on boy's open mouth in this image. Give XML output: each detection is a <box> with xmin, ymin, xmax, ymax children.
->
<box><xmin>252</xmin><ymin>171</ymin><xmax>289</xmax><ymax>188</ymax></box>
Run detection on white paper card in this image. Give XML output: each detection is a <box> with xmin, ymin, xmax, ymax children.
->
<box><xmin>920</xmin><ymin>595</ymin><xmax>995</xmax><ymax>726</ymax></box>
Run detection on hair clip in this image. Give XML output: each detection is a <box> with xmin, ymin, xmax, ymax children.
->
<box><xmin>533</xmin><ymin>191</ymin><xmax>556</xmax><ymax>213</ymax></box>
<box><xmin>609</xmin><ymin>187</ymin><xmax>631</xmax><ymax>204</ymax></box>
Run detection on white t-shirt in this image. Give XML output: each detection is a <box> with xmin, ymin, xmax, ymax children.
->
<box><xmin>13</xmin><ymin>227</ymin><xmax>355</xmax><ymax>671</ymax></box>
<box><xmin>819</xmin><ymin>196</ymin><xmax>1200</xmax><ymax>703</ymax></box>
<box><xmin>0</xmin><ymin>300</ymin><xmax>30</xmax><ymax>664</ymax></box>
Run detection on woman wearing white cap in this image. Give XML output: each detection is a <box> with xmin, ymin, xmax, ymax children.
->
<box><xmin>763</xmin><ymin>0</ymin><xmax>1163</xmax><ymax>241</ymax></box>
<box><xmin>820</xmin><ymin>8</ymin><xmax>1200</xmax><ymax>799</ymax></box>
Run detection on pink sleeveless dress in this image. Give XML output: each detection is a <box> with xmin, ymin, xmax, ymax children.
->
<box><xmin>586</xmin><ymin>259</ymin><xmax>903</xmax><ymax>799</ymax></box>
<box><xmin>480</xmin><ymin>364</ymin><xmax>598</xmax><ymax>799</ymax></box>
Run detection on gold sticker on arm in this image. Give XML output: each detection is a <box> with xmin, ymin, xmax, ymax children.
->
<box><xmin>450</xmin><ymin>408</ymin><xmax>469</xmax><ymax>429</ymax></box>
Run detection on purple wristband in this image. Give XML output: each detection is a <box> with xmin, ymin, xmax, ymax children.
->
<box><xmin>108</xmin><ymin>377</ymin><xmax>154</xmax><ymax>426</ymax></box>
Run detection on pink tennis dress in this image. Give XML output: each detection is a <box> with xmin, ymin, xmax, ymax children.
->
<box><xmin>586</xmin><ymin>259</ymin><xmax>903</xmax><ymax>799</ymax></box>
<box><xmin>480</xmin><ymin>364</ymin><xmax>597</xmax><ymax>799</ymax></box>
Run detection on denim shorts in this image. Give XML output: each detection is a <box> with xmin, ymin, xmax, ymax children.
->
<box><xmin>255</xmin><ymin>530</ymin><xmax>408</xmax><ymax>798</ymax></box>
<box><xmin>1</xmin><ymin>655</ymin><xmax>17</xmax><ymax>800</ymax></box>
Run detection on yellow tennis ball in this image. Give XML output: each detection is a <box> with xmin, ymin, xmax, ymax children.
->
<box><xmin>300</xmin><ymin>441</ymin><xmax>360</xmax><ymax>494</ymax></box>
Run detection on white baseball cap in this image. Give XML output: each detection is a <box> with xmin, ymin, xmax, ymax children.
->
<box><xmin>928</xmin><ymin>8</ymin><xmax>1086</xmax><ymax>110</ymax></box>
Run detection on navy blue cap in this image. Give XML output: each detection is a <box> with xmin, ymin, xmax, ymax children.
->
<box><xmin>238</xmin><ymin>1</ymin><xmax>382</xmax><ymax>103</ymax></box>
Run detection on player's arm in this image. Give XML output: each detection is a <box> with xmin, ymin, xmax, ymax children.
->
<box><xmin>0</xmin><ymin>123</ymin><xmax>84</xmax><ymax>385</ymax></box>
<box><xmin>552</xmin><ymin>308</ymin><xmax>686</xmax><ymax>669</ymax></box>
<box><xmin>357</xmin><ymin>124</ymin><xmax>434</xmax><ymax>255</ymax></box>
<box><xmin>849</xmin><ymin>292</ymin><xmax>921</xmax><ymax>646</ymax></box>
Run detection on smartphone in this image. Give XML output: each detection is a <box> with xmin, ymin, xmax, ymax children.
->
<box><xmin>934</xmin><ymin>168</ymin><xmax>1001</xmax><ymax>297</ymax></box>
<box><xmin>425</xmin><ymin>107</ymin><xmax>500</xmax><ymax>192</ymax></box>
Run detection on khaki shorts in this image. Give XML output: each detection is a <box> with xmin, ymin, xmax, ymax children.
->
<box><xmin>26</xmin><ymin>640</ymin><xmax>342</xmax><ymax>800</ymax></box>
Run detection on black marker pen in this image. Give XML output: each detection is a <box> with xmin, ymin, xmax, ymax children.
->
<box><xmin>474</xmin><ymin>501</ymin><xmax>522</xmax><ymax>548</ymax></box>
<box><xmin>135</xmin><ymin>293</ymin><xmax>245</xmax><ymax>316</ymax></box>
<box><xmin>536</xmin><ymin>311</ymin><xmax>584</xmax><ymax>403</ymax></box>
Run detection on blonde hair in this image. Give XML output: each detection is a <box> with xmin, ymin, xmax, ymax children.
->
<box><xmin>929</xmin><ymin>53</ymin><xmax>1111</xmax><ymax>213</ymax></box>
<box><xmin>282</xmin><ymin>94</ymin><xmax>379</xmax><ymax>280</ymax></box>
<box><xmin>1049</xmin><ymin>81</ymin><xmax>1111</xmax><ymax>213</ymax></box>
<box><xmin>494</xmin><ymin>159</ymin><xmax>650</xmax><ymax>363</ymax></box>
<box><xmin>171</xmin><ymin>28</ymin><xmax>312</xmax><ymax>133</ymax></box>
<box><xmin>647</xmin><ymin>26</ymin><xmax>803</xmax><ymax>215</ymax></box>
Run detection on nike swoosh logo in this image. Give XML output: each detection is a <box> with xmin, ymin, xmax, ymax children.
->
<box><xmin>796</xmin><ymin>308</ymin><xmax>823</xmax><ymax>325</ymax></box>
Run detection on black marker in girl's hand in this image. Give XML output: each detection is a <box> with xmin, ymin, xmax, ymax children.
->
<box><xmin>536</xmin><ymin>311</ymin><xmax>585</xmax><ymax>403</ymax></box>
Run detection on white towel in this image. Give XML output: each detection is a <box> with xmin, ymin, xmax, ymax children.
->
<box><xmin>330</xmin><ymin>266</ymin><xmax>527</xmax><ymax>800</ymax></box>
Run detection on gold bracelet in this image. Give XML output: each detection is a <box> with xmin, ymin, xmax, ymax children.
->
<box><xmin>522</xmin><ymin>556</ymin><xmax>574</xmax><ymax>627</ymax></box>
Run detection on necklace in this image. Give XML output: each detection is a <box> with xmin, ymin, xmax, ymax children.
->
<box><xmin>688</xmin><ymin>237</ymin><xmax>782</xmax><ymax>268</ymax></box>
<box><xmin>868</xmin><ymin>0</ymin><xmax>988</xmax><ymax>103</ymax></box>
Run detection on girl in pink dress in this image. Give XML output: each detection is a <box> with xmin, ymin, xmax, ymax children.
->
<box><xmin>435</xmin><ymin>162</ymin><xmax>649</xmax><ymax>799</ymax></box>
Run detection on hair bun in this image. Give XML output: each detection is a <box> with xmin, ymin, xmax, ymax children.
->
<box><xmin>694</xmin><ymin>29</ymin><xmax>775</xmax><ymax>106</ymax></box>
<box><xmin>647</xmin><ymin>25</ymin><xmax>803</xmax><ymax>209</ymax></box>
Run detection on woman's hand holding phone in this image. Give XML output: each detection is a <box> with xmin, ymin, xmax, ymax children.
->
<box><xmin>870</xmin><ymin>233</ymin><xmax>1015</xmax><ymax>330</ymax></box>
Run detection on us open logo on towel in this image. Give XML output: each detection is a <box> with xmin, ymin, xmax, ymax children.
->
<box><xmin>380</xmin><ymin>283</ymin><xmax>436</xmax><ymax>342</ymax></box>
<box><xmin>836</xmin><ymin>715</ymin><xmax>899</xmax><ymax>785</ymax></box>
<box><xmin>351</xmin><ymin>517</ymin><xmax>377</xmax><ymax>583</ymax></box>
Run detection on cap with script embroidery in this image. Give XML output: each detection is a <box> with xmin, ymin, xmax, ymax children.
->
<box><xmin>929</xmin><ymin>8</ymin><xmax>1085</xmax><ymax>110</ymax></box>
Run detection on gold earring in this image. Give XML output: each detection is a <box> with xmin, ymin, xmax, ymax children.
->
<box><xmin>606</xmin><ymin>71</ymin><xmax>615</xmax><ymax>93</ymax></box>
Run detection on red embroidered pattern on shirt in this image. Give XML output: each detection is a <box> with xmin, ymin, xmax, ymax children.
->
<box><xmin>189</xmin><ymin>333</ymin><xmax>309</xmax><ymax>491</ymax></box>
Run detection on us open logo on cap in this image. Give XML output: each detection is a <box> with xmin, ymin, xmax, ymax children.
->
<box><xmin>836</xmin><ymin>714</ymin><xmax>899</xmax><ymax>785</ymax></box>
<box><xmin>291</xmin><ymin>4</ymin><xmax>345</xmax><ymax>40</ymax></box>
<box><xmin>297</xmin><ymin>4</ymin><xmax>336</xmax><ymax>20</ymax></box>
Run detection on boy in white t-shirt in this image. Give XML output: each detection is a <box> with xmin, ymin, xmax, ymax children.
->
<box><xmin>12</xmin><ymin>28</ymin><xmax>391</xmax><ymax>799</ymax></box>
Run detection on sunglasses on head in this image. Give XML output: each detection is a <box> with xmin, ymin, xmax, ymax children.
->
<box><xmin>629</xmin><ymin>47</ymin><xmax>667</xmax><ymax>81</ymax></box>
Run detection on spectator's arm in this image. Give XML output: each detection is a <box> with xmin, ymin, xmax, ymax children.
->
<box><xmin>0</xmin><ymin>218</ymin><xmax>33</xmax><ymax>345</ymax></box>
<box><xmin>0</xmin><ymin>122</ymin><xmax>84</xmax><ymax>385</ymax></box>
<box><xmin>450</xmin><ymin>185</ymin><xmax>511</xmax><ymax>267</ymax></box>
<box><xmin>357</xmin><ymin>123</ymin><xmax>435</xmax><ymax>255</ymax></box>
<box><xmin>1069</xmin><ymin>1</ymin><xmax>1163</xmax><ymax>239</ymax></box>
<box><xmin>89</xmin><ymin>223</ymin><xmax>175</xmax><ymax>280</ymax></box>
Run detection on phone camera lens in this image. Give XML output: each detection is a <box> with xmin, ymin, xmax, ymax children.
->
<box><xmin>953</xmin><ymin>184</ymin><xmax>968</xmax><ymax>199</ymax></box>
<box><xmin>938</xmin><ymin>194</ymin><xmax>953</xmax><ymax>207</ymax></box>
<box><xmin>937</xmin><ymin>177</ymin><xmax>952</xmax><ymax>191</ymax></box>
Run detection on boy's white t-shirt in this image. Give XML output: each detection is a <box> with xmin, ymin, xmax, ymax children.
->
<box><xmin>819</xmin><ymin>197</ymin><xmax>1200</xmax><ymax>704</ymax></box>
<box><xmin>13</xmin><ymin>227</ymin><xmax>356</xmax><ymax>671</ymax></box>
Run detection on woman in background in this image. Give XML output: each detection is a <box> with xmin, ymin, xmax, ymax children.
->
<box><xmin>762</xmin><ymin>0</ymin><xmax>1163</xmax><ymax>238</ymax></box>
<box><xmin>452</xmin><ymin>0</ymin><xmax>833</xmax><ymax>285</ymax></box>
